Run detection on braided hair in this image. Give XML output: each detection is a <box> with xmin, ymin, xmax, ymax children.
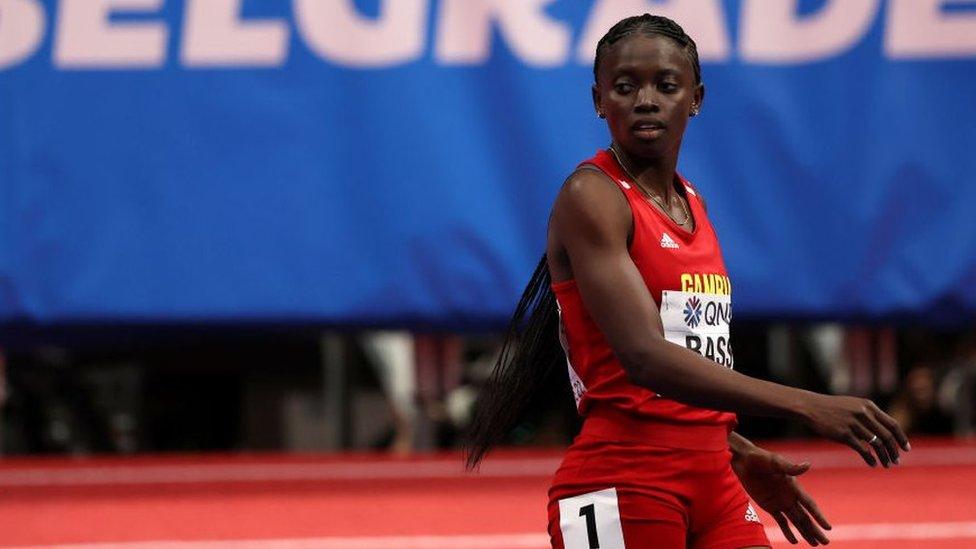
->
<box><xmin>464</xmin><ymin>14</ymin><xmax>700</xmax><ymax>470</ymax></box>
<box><xmin>593</xmin><ymin>14</ymin><xmax>701</xmax><ymax>86</ymax></box>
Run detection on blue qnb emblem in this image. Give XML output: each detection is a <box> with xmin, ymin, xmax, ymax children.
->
<box><xmin>684</xmin><ymin>296</ymin><xmax>703</xmax><ymax>328</ymax></box>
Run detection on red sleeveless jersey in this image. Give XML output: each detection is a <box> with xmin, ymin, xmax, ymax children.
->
<box><xmin>552</xmin><ymin>150</ymin><xmax>736</xmax><ymax>443</ymax></box>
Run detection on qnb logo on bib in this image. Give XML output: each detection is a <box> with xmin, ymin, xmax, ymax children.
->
<box><xmin>683</xmin><ymin>295</ymin><xmax>703</xmax><ymax>328</ymax></box>
<box><xmin>661</xmin><ymin>290</ymin><xmax>734</xmax><ymax>369</ymax></box>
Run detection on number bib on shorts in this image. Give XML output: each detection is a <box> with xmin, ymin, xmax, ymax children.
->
<box><xmin>660</xmin><ymin>290</ymin><xmax>734</xmax><ymax>369</ymax></box>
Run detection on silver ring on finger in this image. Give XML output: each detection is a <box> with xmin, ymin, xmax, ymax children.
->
<box><xmin>867</xmin><ymin>434</ymin><xmax>879</xmax><ymax>445</ymax></box>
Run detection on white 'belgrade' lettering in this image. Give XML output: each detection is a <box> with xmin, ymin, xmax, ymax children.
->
<box><xmin>0</xmin><ymin>0</ymin><xmax>46</xmax><ymax>69</ymax></box>
<box><xmin>2</xmin><ymin>0</ymin><xmax>975</xmax><ymax>70</ymax></box>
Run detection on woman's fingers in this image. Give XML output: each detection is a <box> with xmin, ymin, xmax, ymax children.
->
<box><xmin>774</xmin><ymin>512</ymin><xmax>798</xmax><ymax>544</ymax></box>
<box><xmin>868</xmin><ymin>401</ymin><xmax>912</xmax><ymax>451</ymax></box>
<box><xmin>814</xmin><ymin>395</ymin><xmax>911</xmax><ymax>467</ymax></box>
<box><xmin>797</xmin><ymin>484</ymin><xmax>831</xmax><ymax>530</ymax></box>
<box><xmin>844</xmin><ymin>431</ymin><xmax>877</xmax><ymax>467</ymax></box>
<box><xmin>851</xmin><ymin>422</ymin><xmax>890</xmax><ymax>468</ymax></box>
<box><xmin>860</xmin><ymin>411</ymin><xmax>901</xmax><ymax>465</ymax></box>
<box><xmin>787</xmin><ymin>506</ymin><xmax>828</xmax><ymax>546</ymax></box>
<box><xmin>773</xmin><ymin>453</ymin><xmax>810</xmax><ymax>476</ymax></box>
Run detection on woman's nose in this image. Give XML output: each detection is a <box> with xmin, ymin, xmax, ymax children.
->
<box><xmin>635</xmin><ymin>86</ymin><xmax>660</xmax><ymax>112</ymax></box>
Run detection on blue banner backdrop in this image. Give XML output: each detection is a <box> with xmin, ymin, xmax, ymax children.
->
<box><xmin>2</xmin><ymin>1</ymin><xmax>975</xmax><ymax>326</ymax></box>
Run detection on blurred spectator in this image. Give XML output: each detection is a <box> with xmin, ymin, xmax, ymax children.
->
<box><xmin>805</xmin><ymin>325</ymin><xmax>898</xmax><ymax>398</ymax></box>
<box><xmin>888</xmin><ymin>363</ymin><xmax>953</xmax><ymax>436</ymax></box>
<box><xmin>804</xmin><ymin>324</ymin><xmax>850</xmax><ymax>395</ymax></box>
<box><xmin>415</xmin><ymin>335</ymin><xmax>464</xmax><ymax>449</ymax></box>
<box><xmin>360</xmin><ymin>331</ymin><xmax>418</xmax><ymax>456</ymax></box>
<box><xmin>937</xmin><ymin>333</ymin><xmax>976</xmax><ymax>436</ymax></box>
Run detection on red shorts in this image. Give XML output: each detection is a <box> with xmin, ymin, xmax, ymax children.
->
<box><xmin>547</xmin><ymin>419</ymin><xmax>769</xmax><ymax>549</ymax></box>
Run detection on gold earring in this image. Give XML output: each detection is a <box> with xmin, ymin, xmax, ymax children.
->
<box><xmin>598</xmin><ymin>110</ymin><xmax>605</xmax><ymax>119</ymax></box>
<box><xmin>690</xmin><ymin>106</ymin><xmax>699</xmax><ymax>117</ymax></box>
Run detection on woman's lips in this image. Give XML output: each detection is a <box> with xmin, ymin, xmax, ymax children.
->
<box><xmin>633</xmin><ymin>125</ymin><xmax>665</xmax><ymax>139</ymax></box>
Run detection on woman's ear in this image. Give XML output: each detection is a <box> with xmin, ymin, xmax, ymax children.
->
<box><xmin>691</xmin><ymin>83</ymin><xmax>705</xmax><ymax>117</ymax></box>
<box><xmin>592</xmin><ymin>84</ymin><xmax>604</xmax><ymax>118</ymax></box>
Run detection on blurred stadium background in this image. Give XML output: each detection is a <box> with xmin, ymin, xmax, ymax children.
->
<box><xmin>1</xmin><ymin>1</ymin><xmax>975</xmax><ymax>547</ymax></box>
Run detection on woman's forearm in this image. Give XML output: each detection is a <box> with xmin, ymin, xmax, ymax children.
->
<box><xmin>620</xmin><ymin>338</ymin><xmax>819</xmax><ymax>421</ymax></box>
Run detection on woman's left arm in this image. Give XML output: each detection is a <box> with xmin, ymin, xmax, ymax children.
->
<box><xmin>729</xmin><ymin>432</ymin><xmax>832</xmax><ymax>546</ymax></box>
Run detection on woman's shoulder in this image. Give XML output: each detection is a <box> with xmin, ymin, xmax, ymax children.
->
<box><xmin>549</xmin><ymin>165</ymin><xmax>633</xmax><ymax>247</ymax></box>
<box><xmin>556</xmin><ymin>165</ymin><xmax>629</xmax><ymax>218</ymax></box>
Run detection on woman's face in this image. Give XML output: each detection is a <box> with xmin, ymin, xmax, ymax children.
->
<box><xmin>593</xmin><ymin>33</ymin><xmax>703</xmax><ymax>160</ymax></box>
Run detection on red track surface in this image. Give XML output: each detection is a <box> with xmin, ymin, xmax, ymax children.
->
<box><xmin>0</xmin><ymin>438</ymin><xmax>974</xmax><ymax>548</ymax></box>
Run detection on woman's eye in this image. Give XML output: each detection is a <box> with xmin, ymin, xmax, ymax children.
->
<box><xmin>614</xmin><ymin>83</ymin><xmax>634</xmax><ymax>94</ymax></box>
<box><xmin>659</xmin><ymin>82</ymin><xmax>678</xmax><ymax>92</ymax></box>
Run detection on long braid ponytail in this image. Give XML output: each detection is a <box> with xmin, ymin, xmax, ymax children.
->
<box><xmin>464</xmin><ymin>254</ymin><xmax>563</xmax><ymax>470</ymax></box>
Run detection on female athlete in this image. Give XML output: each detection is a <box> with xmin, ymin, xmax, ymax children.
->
<box><xmin>465</xmin><ymin>14</ymin><xmax>910</xmax><ymax>549</ymax></box>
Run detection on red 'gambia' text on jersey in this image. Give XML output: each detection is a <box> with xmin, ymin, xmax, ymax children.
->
<box><xmin>551</xmin><ymin>150</ymin><xmax>737</xmax><ymax>445</ymax></box>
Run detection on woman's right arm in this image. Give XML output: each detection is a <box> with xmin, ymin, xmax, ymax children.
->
<box><xmin>549</xmin><ymin>171</ymin><xmax>909</xmax><ymax>467</ymax></box>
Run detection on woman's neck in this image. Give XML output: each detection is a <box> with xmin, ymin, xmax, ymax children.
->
<box><xmin>610</xmin><ymin>143</ymin><xmax>679</xmax><ymax>199</ymax></box>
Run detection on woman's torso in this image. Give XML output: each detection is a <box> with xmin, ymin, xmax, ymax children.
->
<box><xmin>550</xmin><ymin>149</ymin><xmax>737</xmax><ymax>445</ymax></box>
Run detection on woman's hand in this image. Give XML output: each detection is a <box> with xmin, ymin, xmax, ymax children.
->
<box><xmin>799</xmin><ymin>394</ymin><xmax>911</xmax><ymax>467</ymax></box>
<box><xmin>732</xmin><ymin>445</ymin><xmax>831</xmax><ymax>546</ymax></box>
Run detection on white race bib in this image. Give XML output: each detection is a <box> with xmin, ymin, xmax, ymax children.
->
<box><xmin>556</xmin><ymin>301</ymin><xmax>587</xmax><ymax>407</ymax></box>
<box><xmin>558</xmin><ymin>488</ymin><xmax>626</xmax><ymax>549</ymax></box>
<box><xmin>660</xmin><ymin>290</ymin><xmax>734</xmax><ymax>369</ymax></box>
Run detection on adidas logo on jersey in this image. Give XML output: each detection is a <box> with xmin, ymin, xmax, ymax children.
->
<box><xmin>660</xmin><ymin>232</ymin><xmax>679</xmax><ymax>249</ymax></box>
<box><xmin>745</xmin><ymin>503</ymin><xmax>760</xmax><ymax>523</ymax></box>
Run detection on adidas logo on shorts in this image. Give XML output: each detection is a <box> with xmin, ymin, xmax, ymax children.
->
<box><xmin>745</xmin><ymin>503</ymin><xmax>761</xmax><ymax>523</ymax></box>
